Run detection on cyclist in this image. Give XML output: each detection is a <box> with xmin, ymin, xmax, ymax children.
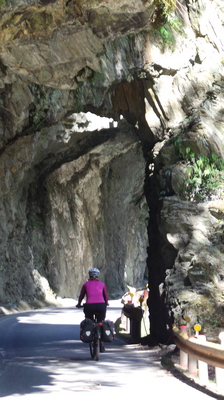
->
<box><xmin>76</xmin><ymin>268</ymin><xmax>109</xmax><ymax>352</ymax></box>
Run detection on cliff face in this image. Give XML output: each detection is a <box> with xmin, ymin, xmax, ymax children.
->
<box><xmin>0</xmin><ymin>0</ymin><xmax>224</xmax><ymax>341</ymax></box>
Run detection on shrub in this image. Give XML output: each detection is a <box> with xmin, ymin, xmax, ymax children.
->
<box><xmin>179</xmin><ymin>148</ymin><xmax>224</xmax><ymax>201</ymax></box>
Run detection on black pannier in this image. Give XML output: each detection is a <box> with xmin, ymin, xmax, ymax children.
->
<box><xmin>101</xmin><ymin>320</ymin><xmax>115</xmax><ymax>342</ymax></box>
<box><xmin>80</xmin><ymin>318</ymin><xmax>95</xmax><ymax>343</ymax></box>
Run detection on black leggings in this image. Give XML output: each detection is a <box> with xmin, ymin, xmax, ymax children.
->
<box><xmin>84</xmin><ymin>303</ymin><xmax>106</xmax><ymax>322</ymax></box>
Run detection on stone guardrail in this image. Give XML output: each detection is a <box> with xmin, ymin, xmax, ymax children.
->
<box><xmin>172</xmin><ymin>325</ymin><xmax>224</xmax><ymax>392</ymax></box>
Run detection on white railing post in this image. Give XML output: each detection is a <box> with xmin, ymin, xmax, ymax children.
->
<box><xmin>179</xmin><ymin>325</ymin><xmax>188</xmax><ymax>369</ymax></box>
<box><xmin>180</xmin><ymin>350</ymin><xmax>188</xmax><ymax>369</ymax></box>
<box><xmin>188</xmin><ymin>355</ymin><xmax>197</xmax><ymax>376</ymax></box>
<box><xmin>173</xmin><ymin>325</ymin><xmax>224</xmax><ymax>388</ymax></box>
<box><xmin>215</xmin><ymin>368</ymin><xmax>224</xmax><ymax>392</ymax></box>
<box><xmin>215</xmin><ymin>332</ymin><xmax>224</xmax><ymax>391</ymax></box>
<box><xmin>198</xmin><ymin>335</ymin><xmax>208</xmax><ymax>385</ymax></box>
<box><xmin>187</xmin><ymin>323</ymin><xmax>202</xmax><ymax>379</ymax></box>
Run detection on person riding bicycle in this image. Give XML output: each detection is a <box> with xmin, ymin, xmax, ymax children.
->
<box><xmin>76</xmin><ymin>268</ymin><xmax>109</xmax><ymax>352</ymax></box>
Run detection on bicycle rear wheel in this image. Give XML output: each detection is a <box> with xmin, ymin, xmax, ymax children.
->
<box><xmin>89</xmin><ymin>340</ymin><xmax>95</xmax><ymax>359</ymax></box>
<box><xmin>95</xmin><ymin>337</ymin><xmax>100</xmax><ymax>361</ymax></box>
<box><xmin>89</xmin><ymin>337</ymin><xmax>100</xmax><ymax>361</ymax></box>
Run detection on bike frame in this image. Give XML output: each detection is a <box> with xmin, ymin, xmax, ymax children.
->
<box><xmin>89</xmin><ymin>321</ymin><xmax>103</xmax><ymax>361</ymax></box>
<box><xmin>78</xmin><ymin>305</ymin><xmax>103</xmax><ymax>361</ymax></box>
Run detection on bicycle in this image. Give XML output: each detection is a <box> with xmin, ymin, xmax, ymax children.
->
<box><xmin>89</xmin><ymin>318</ymin><xmax>103</xmax><ymax>361</ymax></box>
<box><xmin>78</xmin><ymin>305</ymin><xmax>105</xmax><ymax>361</ymax></box>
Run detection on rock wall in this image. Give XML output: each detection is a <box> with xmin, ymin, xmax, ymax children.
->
<box><xmin>0</xmin><ymin>0</ymin><xmax>224</xmax><ymax>341</ymax></box>
<box><xmin>0</xmin><ymin>109</ymin><xmax>148</xmax><ymax>304</ymax></box>
<box><xmin>40</xmin><ymin>120</ymin><xmax>148</xmax><ymax>299</ymax></box>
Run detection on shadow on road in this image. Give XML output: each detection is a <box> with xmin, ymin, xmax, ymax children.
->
<box><xmin>0</xmin><ymin>304</ymin><xmax>153</xmax><ymax>397</ymax></box>
<box><xmin>0</xmin><ymin>345</ymin><xmax>162</xmax><ymax>397</ymax></box>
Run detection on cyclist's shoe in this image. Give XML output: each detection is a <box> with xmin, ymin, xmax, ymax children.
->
<box><xmin>100</xmin><ymin>342</ymin><xmax>105</xmax><ymax>353</ymax></box>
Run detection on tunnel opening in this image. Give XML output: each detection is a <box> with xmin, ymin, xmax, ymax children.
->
<box><xmin>0</xmin><ymin>75</ymin><xmax>181</xmax><ymax>344</ymax></box>
<box><xmin>22</xmin><ymin>106</ymin><xmax>179</xmax><ymax>345</ymax></box>
<box><xmin>25</xmin><ymin>113</ymin><xmax>150</xmax><ymax>305</ymax></box>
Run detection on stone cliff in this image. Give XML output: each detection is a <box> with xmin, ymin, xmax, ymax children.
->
<box><xmin>0</xmin><ymin>0</ymin><xmax>224</xmax><ymax>342</ymax></box>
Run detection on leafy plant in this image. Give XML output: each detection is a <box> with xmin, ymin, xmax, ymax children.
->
<box><xmin>33</xmin><ymin>107</ymin><xmax>46</xmax><ymax>129</ymax></box>
<box><xmin>190</xmin><ymin>155</ymin><xmax>223</xmax><ymax>198</ymax></box>
<box><xmin>177</xmin><ymin>147</ymin><xmax>224</xmax><ymax>201</ymax></box>
<box><xmin>152</xmin><ymin>0</ymin><xmax>184</xmax><ymax>49</ymax></box>
<box><xmin>30</xmin><ymin>92</ymin><xmax>48</xmax><ymax>130</ymax></box>
<box><xmin>205</xmin><ymin>314</ymin><xmax>220</xmax><ymax>328</ymax></box>
<box><xmin>155</xmin><ymin>26</ymin><xmax>175</xmax><ymax>49</ymax></box>
<box><xmin>166</xmin><ymin>13</ymin><xmax>184</xmax><ymax>35</ymax></box>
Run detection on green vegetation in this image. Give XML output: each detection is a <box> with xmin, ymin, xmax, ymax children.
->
<box><xmin>90</xmin><ymin>70</ymin><xmax>105</xmax><ymax>85</ymax></box>
<box><xmin>152</xmin><ymin>0</ymin><xmax>184</xmax><ymax>49</ymax></box>
<box><xmin>33</xmin><ymin>105</ymin><xmax>46</xmax><ymax>130</ymax></box>
<box><xmin>185</xmin><ymin>152</ymin><xmax>223</xmax><ymax>201</ymax></box>
<box><xmin>172</xmin><ymin>138</ymin><xmax>224</xmax><ymax>201</ymax></box>
<box><xmin>30</xmin><ymin>90</ymin><xmax>48</xmax><ymax>131</ymax></box>
<box><xmin>153</xmin><ymin>15</ymin><xmax>184</xmax><ymax>49</ymax></box>
<box><xmin>204</xmin><ymin>314</ymin><xmax>220</xmax><ymax>328</ymax></box>
<box><xmin>154</xmin><ymin>26</ymin><xmax>175</xmax><ymax>49</ymax></box>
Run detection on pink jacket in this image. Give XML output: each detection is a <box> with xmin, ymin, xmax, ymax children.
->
<box><xmin>78</xmin><ymin>280</ymin><xmax>109</xmax><ymax>305</ymax></box>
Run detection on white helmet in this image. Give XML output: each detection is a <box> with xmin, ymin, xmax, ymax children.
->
<box><xmin>89</xmin><ymin>268</ymin><xmax>100</xmax><ymax>278</ymax></box>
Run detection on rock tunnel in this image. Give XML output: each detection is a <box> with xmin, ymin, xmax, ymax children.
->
<box><xmin>0</xmin><ymin>0</ymin><xmax>224</xmax><ymax>343</ymax></box>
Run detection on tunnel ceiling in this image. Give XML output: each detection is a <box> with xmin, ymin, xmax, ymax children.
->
<box><xmin>0</xmin><ymin>0</ymin><xmax>156</xmax><ymax>89</ymax></box>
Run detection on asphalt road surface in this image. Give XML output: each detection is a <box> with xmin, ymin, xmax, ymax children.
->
<box><xmin>0</xmin><ymin>300</ymin><xmax>220</xmax><ymax>400</ymax></box>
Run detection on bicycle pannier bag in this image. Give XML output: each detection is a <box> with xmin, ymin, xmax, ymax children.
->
<box><xmin>101</xmin><ymin>320</ymin><xmax>114</xmax><ymax>342</ymax></box>
<box><xmin>80</xmin><ymin>318</ymin><xmax>94</xmax><ymax>343</ymax></box>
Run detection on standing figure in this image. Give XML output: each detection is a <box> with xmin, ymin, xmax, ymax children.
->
<box><xmin>76</xmin><ymin>268</ymin><xmax>109</xmax><ymax>322</ymax></box>
<box><xmin>76</xmin><ymin>268</ymin><xmax>109</xmax><ymax>352</ymax></box>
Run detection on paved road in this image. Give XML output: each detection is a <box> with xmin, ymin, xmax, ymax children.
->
<box><xmin>0</xmin><ymin>300</ymin><xmax>220</xmax><ymax>399</ymax></box>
